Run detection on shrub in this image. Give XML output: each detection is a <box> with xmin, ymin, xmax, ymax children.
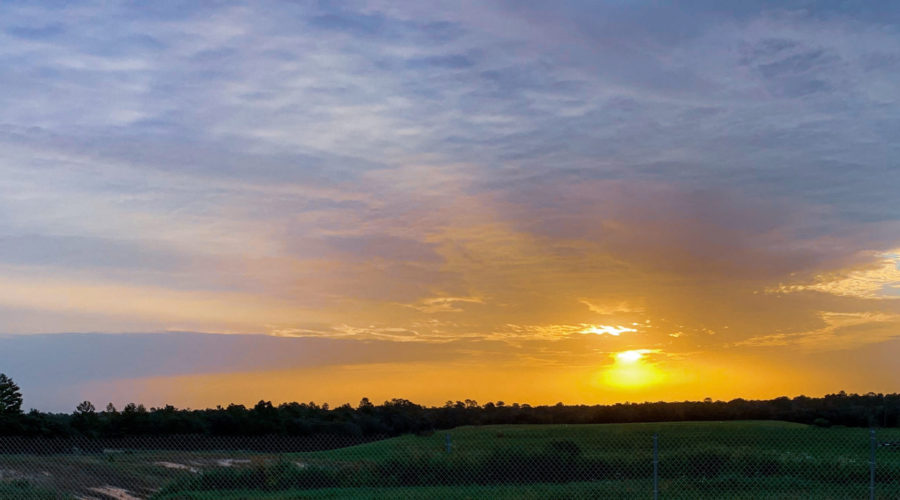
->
<box><xmin>812</xmin><ymin>417</ymin><xmax>831</xmax><ymax>428</ymax></box>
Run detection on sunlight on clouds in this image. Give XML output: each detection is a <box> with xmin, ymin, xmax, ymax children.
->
<box><xmin>493</xmin><ymin>323</ymin><xmax>640</xmax><ymax>340</ymax></box>
<box><xmin>580</xmin><ymin>325</ymin><xmax>637</xmax><ymax>336</ymax></box>
<box><xmin>733</xmin><ymin>311</ymin><xmax>900</xmax><ymax>350</ymax></box>
<box><xmin>406</xmin><ymin>296</ymin><xmax>485</xmax><ymax>313</ymax></box>
<box><xmin>491</xmin><ymin>324</ymin><xmax>588</xmax><ymax>340</ymax></box>
<box><xmin>772</xmin><ymin>250</ymin><xmax>900</xmax><ymax>299</ymax></box>
<box><xmin>579</xmin><ymin>299</ymin><xmax>645</xmax><ymax>315</ymax></box>
<box><xmin>0</xmin><ymin>271</ymin><xmax>326</xmax><ymax>333</ymax></box>
<box><xmin>269</xmin><ymin>324</ymin><xmax>471</xmax><ymax>343</ymax></box>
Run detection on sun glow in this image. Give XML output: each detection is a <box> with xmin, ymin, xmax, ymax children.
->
<box><xmin>600</xmin><ymin>349</ymin><xmax>665</xmax><ymax>388</ymax></box>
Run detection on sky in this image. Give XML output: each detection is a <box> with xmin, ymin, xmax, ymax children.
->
<box><xmin>0</xmin><ymin>1</ymin><xmax>899</xmax><ymax>412</ymax></box>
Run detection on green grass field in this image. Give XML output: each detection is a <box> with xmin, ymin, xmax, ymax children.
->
<box><xmin>148</xmin><ymin>479</ymin><xmax>890</xmax><ymax>500</ymax></box>
<box><xmin>2</xmin><ymin>421</ymin><xmax>899</xmax><ymax>499</ymax></box>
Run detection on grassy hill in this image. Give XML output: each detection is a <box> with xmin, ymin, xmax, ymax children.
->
<box><xmin>155</xmin><ymin>421</ymin><xmax>900</xmax><ymax>499</ymax></box>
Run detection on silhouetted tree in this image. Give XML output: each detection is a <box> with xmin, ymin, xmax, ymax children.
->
<box><xmin>0</xmin><ymin>391</ymin><xmax>897</xmax><ymax>439</ymax></box>
<box><xmin>76</xmin><ymin>401</ymin><xmax>96</xmax><ymax>414</ymax></box>
<box><xmin>72</xmin><ymin>400</ymin><xmax>99</xmax><ymax>436</ymax></box>
<box><xmin>0</xmin><ymin>373</ymin><xmax>23</xmax><ymax>415</ymax></box>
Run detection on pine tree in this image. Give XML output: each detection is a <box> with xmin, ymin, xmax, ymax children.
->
<box><xmin>0</xmin><ymin>373</ymin><xmax>23</xmax><ymax>415</ymax></box>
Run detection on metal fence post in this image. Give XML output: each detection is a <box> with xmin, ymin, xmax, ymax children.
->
<box><xmin>653</xmin><ymin>433</ymin><xmax>659</xmax><ymax>500</ymax></box>
<box><xmin>869</xmin><ymin>428</ymin><xmax>876</xmax><ymax>500</ymax></box>
<box><xmin>445</xmin><ymin>433</ymin><xmax>452</xmax><ymax>453</ymax></box>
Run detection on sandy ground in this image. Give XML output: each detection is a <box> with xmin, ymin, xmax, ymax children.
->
<box><xmin>154</xmin><ymin>461</ymin><xmax>199</xmax><ymax>473</ymax></box>
<box><xmin>75</xmin><ymin>486</ymin><xmax>142</xmax><ymax>500</ymax></box>
<box><xmin>215</xmin><ymin>458</ymin><xmax>251</xmax><ymax>467</ymax></box>
<box><xmin>2</xmin><ymin>453</ymin><xmax>280</xmax><ymax>499</ymax></box>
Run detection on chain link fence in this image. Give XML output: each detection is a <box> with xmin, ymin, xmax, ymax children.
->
<box><xmin>1</xmin><ymin>422</ymin><xmax>898</xmax><ymax>499</ymax></box>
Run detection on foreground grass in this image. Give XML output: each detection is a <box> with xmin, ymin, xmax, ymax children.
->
<box><xmin>153</xmin><ymin>480</ymin><xmax>649</xmax><ymax>499</ymax></box>
<box><xmin>153</xmin><ymin>422</ymin><xmax>900</xmax><ymax>499</ymax></box>
<box><xmin>0</xmin><ymin>480</ymin><xmax>63</xmax><ymax>499</ymax></box>
<box><xmin>294</xmin><ymin>421</ymin><xmax>900</xmax><ymax>483</ymax></box>
<box><xmin>152</xmin><ymin>477</ymin><xmax>900</xmax><ymax>500</ymax></box>
<box><xmin>301</xmin><ymin>420</ymin><xmax>881</xmax><ymax>462</ymax></box>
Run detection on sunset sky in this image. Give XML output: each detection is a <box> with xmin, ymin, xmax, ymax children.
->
<box><xmin>1</xmin><ymin>1</ymin><xmax>899</xmax><ymax>412</ymax></box>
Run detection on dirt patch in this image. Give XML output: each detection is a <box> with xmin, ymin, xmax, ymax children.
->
<box><xmin>87</xmin><ymin>485</ymin><xmax>142</xmax><ymax>500</ymax></box>
<box><xmin>0</xmin><ymin>468</ymin><xmax>25</xmax><ymax>480</ymax></box>
<box><xmin>153</xmin><ymin>461</ymin><xmax>198</xmax><ymax>473</ymax></box>
<box><xmin>1</xmin><ymin>451</ymin><xmax>280</xmax><ymax>498</ymax></box>
<box><xmin>215</xmin><ymin>458</ymin><xmax>251</xmax><ymax>467</ymax></box>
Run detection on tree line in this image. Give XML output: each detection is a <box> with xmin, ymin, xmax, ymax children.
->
<box><xmin>0</xmin><ymin>374</ymin><xmax>896</xmax><ymax>438</ymax></box>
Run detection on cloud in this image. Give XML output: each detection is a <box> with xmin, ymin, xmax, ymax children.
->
<box><xmin>0</xmin><ymin>270</ymin><xmax>329</xmax><ymax>334</ymax></box>
<box><xmin>580</xmin><ymin>299</ymin><xmax>645</xmax><ymax>315</ymax></box>
<box><xmin>733</xmin><ymin>311</ymin><xmax>900</xmax><ymax>350</ymax></box>
<box><xmin>0</xmin><ymin>332</ymin><xmax>489</xmax><ymax>410</ymax></box>
<box><xmin>0</xmin><ymin>234</ymin><xmax>188</xmax><ymax>271</ymax></box>
<box><xmin>771</xmin><ymin>251</ymin><xmax>900</xmax><ymax>299</ymax></box>
<box><xmin>406</xmin><ymin>296</ymin><xmax>485</xmax><ymax>313</ymax></box>
<box><xmin>490</xmin><ymin>323</ymin><xmax>642</xmax><ymax>341</ymax></box>
<box><xmin>581</xmin><ymin>325</ymin><xmax>638</xmax><ymax>337</ymax></box>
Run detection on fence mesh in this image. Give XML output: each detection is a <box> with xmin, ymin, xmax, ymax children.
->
<box><xmin>1</xmin><ymin>422</ymin><xmax>898</xmax><ymax>499</ymax></box>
